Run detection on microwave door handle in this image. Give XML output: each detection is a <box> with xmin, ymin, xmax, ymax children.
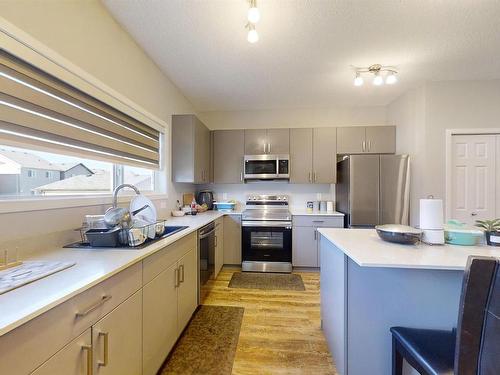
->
<box><xmin>276</xmin><ymin>157</ymin><xmax>279</xmax><ymax>178</ymax></box>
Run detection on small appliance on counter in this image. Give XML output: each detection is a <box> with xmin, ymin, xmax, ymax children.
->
<box><xmin>214</xmin><ymin>201</ymin><xmax>236</xmax><ymax>212</ymax></box>
<box><xmin>420</xmin><ymin>196</ymin><xmax>445</xmax><ymax>245</ymax></box>
<box><xmin>197</xmin><ymin>190</ymin><xmax>214</xmax><ymax>210</ymax></box>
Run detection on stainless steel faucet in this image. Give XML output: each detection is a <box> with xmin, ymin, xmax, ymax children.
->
<box><xmin>112</xmin><ymin>184</ymin><xmax>140</xmax><ymax>208</ymax></box>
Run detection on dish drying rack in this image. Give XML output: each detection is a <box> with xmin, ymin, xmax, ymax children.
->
<box><xmin>77</xmin><ymin>219</ymin><xmax>168</xmax><ymax>248</ymax></box>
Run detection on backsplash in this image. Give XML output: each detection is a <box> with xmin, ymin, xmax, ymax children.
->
<box><xmin>198</xmin><ymin>183</ymin><xmax>335</xmax><ymax>210</ymax></box>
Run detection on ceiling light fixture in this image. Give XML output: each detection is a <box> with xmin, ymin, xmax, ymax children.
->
<box><xmin>246</xmin><ymin>0</ymin><xmax>260</xmax><ymax>43</ymax></box>
<box><xmin>247</xmin><ymin>24</ymin><xmax>259</xmax><ymax>43</ymax></box>
<box><xmin>353</xmin><ymin>72</ymin><xmax>364</xmax><ymax>86</ymax></box>
<box><xmin>247</xmin><ymin>0</ymin><xmax>260</xmax><ymax>24</ymax></box>
<box><xmin>352</xmin><ymin>64</ymin><xmax>398</xmax><ymax>87</ymax></box>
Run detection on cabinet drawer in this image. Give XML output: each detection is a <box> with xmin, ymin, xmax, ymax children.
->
<box><xmin>293</xmin><ymin>216</ymin><xmax>344</xmax><ymax>228</ymax></box>
<box><xmin>0</xmin><ymin>262</ymin><xmax>142</xmax><ymax>375</ymax></box>
<box><xmin>143</xmin><ymin>232</ymin><xmax>197</xmax><ymax>284</ymax></box>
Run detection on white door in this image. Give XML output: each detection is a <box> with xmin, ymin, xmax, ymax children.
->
<box><xmin>451</xmin><ymin>134</ymin><xmax>496</xmax><ymax>225</ymax></box>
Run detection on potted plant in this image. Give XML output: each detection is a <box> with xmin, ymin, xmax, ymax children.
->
<box><xmin>475</xmin><ymin>219</ymin><xmax>500</xmax><ymax>246</ymax></box>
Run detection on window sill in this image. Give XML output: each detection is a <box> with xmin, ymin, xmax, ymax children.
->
<box><xmin>0</xmin><ymin>193</ymin><xmax>168</xmax><ymax>214</ymax></box>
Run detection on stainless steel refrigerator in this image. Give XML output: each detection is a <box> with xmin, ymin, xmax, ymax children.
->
<box><xmin>336</xmin><ymin>154</ymin><xmax>410</xmax><ymax>228</ymax></box>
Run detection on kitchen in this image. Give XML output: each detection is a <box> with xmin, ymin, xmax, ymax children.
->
<box><xmin>1</xmin><ymin>1</ymin><xmax>500</xmax><ymax>375</ymax></box>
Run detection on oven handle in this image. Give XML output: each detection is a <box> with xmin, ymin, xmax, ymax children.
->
<box><xmin>242</xmin><ymin>220</ymin><xmax>292</xmax><ymax>228</ymax></box>
<box><xmin>199</xmin><ymin>228</ymin><xmax>216</xmax><ymax>239</ymax></box>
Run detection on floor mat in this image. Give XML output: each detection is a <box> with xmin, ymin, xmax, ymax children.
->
<box><xmin>228</xmin><ymin>272</ymin><xmax>306</xmax><ymax>291</ymax></box>
<box><xmin>160</xmin><ymin>305</ymin><xmax>244</xmax><ymax>375</ymax></box>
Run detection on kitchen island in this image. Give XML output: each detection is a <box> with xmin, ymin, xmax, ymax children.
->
<box><xmin>318</xmin><ymin>228</ymin><xmax>500</xmax><ymax>375</ymax></box>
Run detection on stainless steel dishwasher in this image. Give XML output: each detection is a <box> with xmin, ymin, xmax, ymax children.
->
<box><xmin>198</xmin><ymin>222</ymin><xmax>215</xmax><ymax>288</ymax></box>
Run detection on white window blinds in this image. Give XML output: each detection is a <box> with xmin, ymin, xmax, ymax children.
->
<box><xmin>0</xmin><ymin>50</ymin><xmax>161</xmax><ymax>169</ymax></box>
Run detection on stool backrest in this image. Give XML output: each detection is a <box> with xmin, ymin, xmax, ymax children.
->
<box><xmin>478</xmin><ymin>262</ymin><xmax>500</xmax><ymax>374</ymax></box>
<box><xmin>454</xmin><ymin>256</ymin><xmax>498</xmax><ymax>375</ymax></box>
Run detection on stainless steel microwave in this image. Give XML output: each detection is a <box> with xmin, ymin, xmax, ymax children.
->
<box><xmin>243</xmin><ymin>154</ymin><xmax>290</xmax><ymax>180</ymax></box>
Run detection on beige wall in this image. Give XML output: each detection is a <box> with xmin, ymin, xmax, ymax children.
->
<box><xmin>199</xmin><ymin>106</ymin><xmax>387</xmax><ymax>130</ymax></box>
<box><xmin>0</xmin><ymin>0</ymin><xmax>195</xmax><ymax>253</ymax></box>
<box><xmin>388</xmin><ymin>80</ymin><xmax>500</xmax><ymax>225</ymax></box>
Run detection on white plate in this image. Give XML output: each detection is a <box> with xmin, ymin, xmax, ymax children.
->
<box><xmin>130</xmin><ymin>195</ymin><xmax>157</xmax><ymax>224</ymax></box>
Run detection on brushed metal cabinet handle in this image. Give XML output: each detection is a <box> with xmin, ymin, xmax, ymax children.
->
<box><xmin>82</xmin><ymin>345</ymin><xmax>93</xmax><ymax>375</ymax></box>
<box><xmin>312</xmin><ymin>220</ymin><xmax>324</xmax><ymax>223</ymax></box>
<box><xmin>76</xmin><ymin>295</ymin><xmax>112</xmax><ymax>318</ymax></box>
<box><xmin>98</xmin><ymin>332</ymin><xmax>109</xmax><ymax>367</ymax></box>
<box><xmin>215</xmin><ymin>234</ymin><xmax>218</xmax><ymax>247</ymax></box>
<box><xmin>313</xmin><ymin>172</ymin><xmax>317</xmax><ymax>182</ymax></box>
<box><xmin>174</xmin><ymin>267</ymin><xmax>180</xmax><ymax>287</ymax></box>
<box><xmin>268</xmin><ymin>143</ymin><xmax>271</xmax><ymax>154</ymax></box>
<box><xmin>179</xmin><ymin>264</ymin><xmax>185</xmax><ymax>283</ymax></box>
<box><xmin>362</xmin><ymin>141</ymin><xmax>366</xmax><ymax>152</ymax></box>
<box><xmin>240</xmin><ymin>172</ymin><xmax>243</xmax><ymax>181</ymax></box>
<box><xmin>308</xmin><ymin>171</ymin><xmax>312</xmax><ymax>183</ymax></box>
<box><xmin>368</xmin><ymin>140</ymin><xmax>371</xmax><ymax>152</ymax></box>
<box><xmin>314</xmin><ymin>229</ymin><xmax>317</xmax><ymax>240</ymax></box>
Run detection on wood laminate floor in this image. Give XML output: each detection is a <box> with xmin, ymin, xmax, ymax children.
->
<box><xmin>201</xmin><ymin>268</ymin><xmax>337</xmax><ymax>375</ymax></box>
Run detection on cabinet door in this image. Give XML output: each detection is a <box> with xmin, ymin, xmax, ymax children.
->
<box><xmin>337</xmin><ymin>127</ymin><xmax>365</xmax><ymax>154</ymax></box>
<box><xmin>143</xmin><ymin>264</ymin><xmax>178</xmax><ymax>375</ymax></box>
<box><xmin>267</xmin><ymin>128</ymin><xmax>290</xmax><ymax>154</ymax></box>
<box><xmin>497</xmin><ymin>136</ymin><xmax>500</xmax><ymax>218</ymax></box>
<box><xmin>223</xmin><ymin>215</ymin><xmax>242</xmax><ymax>265</ymax></box>
<box><xmin>244</xmin><ymin>129</ymin><xmax>268</xmax><ymax>154</ymax></box>
<box><xmin>313</xmin><ymin>127</ymin><xmax>337</xmax><ymax>183</ymax></box>
<box><xmin>93</xmin><ymin>290</ymin><xmax>142</xmax><ymax>375</ymax></box>
<box><xmin>365</xmin><ymin>126</ymin><xmax>395</xmax><ymax>154</ymax></box>
<box><xmin>290</xmin><ymin>128</ymin><xmax>313</xmax><ymax>183</ymax></box>
<box><xmin>177</xmin><ymin>247</ymin><xmax>198</xmax><ymax>334</ymax></box>
<box><xmin>214</xmin><ymin>218</ymin><xmax>224</xmax><ymax>278</ymax></box>
<box><xmin>32</xmin><ymin>330</ymin><xmax>92</xmax><ymax>375</ymax></box>
<box><xmin>292</xmin><ymin>226</ymin><xmax>318</xmax><ymax>267</ymax></box>
<box><xmin>213</xmin><ymin>130</ymin><xmax>244</xmax><ymax>183</ymax></box>
<box><xmin>194</xmin><ymin>118</ymin><xmax>210</xmax><ymax>183</ymax></box>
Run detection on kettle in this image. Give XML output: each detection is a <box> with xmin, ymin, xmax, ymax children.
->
<box><xmin>197</xmin><ymin>190</ymin><xmax>214</xmax><ymax>210</ymax></box>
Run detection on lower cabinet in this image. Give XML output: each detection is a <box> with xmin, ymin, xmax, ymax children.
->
<box><xmin>292</xmin><ymin>226</ymin><xmax>319</xmax><ymax>267</ymax></box>
<box><xmin>32</xmin><ymin>290</ymin><xmax>143</xmax><ymax>375</ymax></box>
<box><xmin>32</xmin><ymin>330</ymin><xmax>92</xmax><ymax>375</ymax></box>
<box><xmin>292</xmin><ymin>216</ymin><xmax>344</xmax><ymax>267</ymax></box>
<box><xmin>223</xmin><ymin>215</ymin><xmax>242</xmax><ymax>265</ymax></box>
<box><xmin>214</xmin><ymin>217</ymin><xmax>224</xmax><ymax>277</ymax></box>
<box><xmin>142</xmin><ymin>245</ymin><xmax>198</xmax><ymax>375</ymax></box>
<box><xmin>143</xmin><ymin>263</ymin><xmax>178</xmax><ymax>375</ymax></box>
<box><xmin>92</xmin><ymin>290</ymin><xmax>143</xmax><ymax>375</ymax></box>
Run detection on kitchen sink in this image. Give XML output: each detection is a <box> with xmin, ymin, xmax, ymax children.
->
<box><xmin>64</xmin><ymin>225</ymin><xmax>190</xmax><ymax>249</ymax></box>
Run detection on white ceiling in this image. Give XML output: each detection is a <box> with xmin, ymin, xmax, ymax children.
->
<box><xmin>103</xmin><ymin>0</ymin><xmax>500</xmax><ymax>111</ymax></box>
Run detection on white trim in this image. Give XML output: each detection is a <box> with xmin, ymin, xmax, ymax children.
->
<box><xmin>0</xmin><ymin>17</ymin><xmax>168</xmax><ymax>132</ymax></box>
<box><xmin>0</xmin><ymin>193</ymin><xmax>168</xmax><ymax>214</ymax></box>
<box><xmin>445</xmin><ymin>128</ymin><xmax>500</xmax><ymax>221</ymax></box>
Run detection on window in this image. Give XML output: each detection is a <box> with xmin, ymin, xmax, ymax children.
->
<box><xmin>0</xmin><ymin>145</ymin><xmax>163</xmax><ymax>198</ymax></box>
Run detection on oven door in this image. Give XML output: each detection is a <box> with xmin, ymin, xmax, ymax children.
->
<box><xmin>199</xmin><ymin>225</ymin><xmax>215</xmax><ymax>286</ymax></box>
<box><xmin>242</xmin><ymin>221</ymin><xmax>292</xmax><ymax>262</ymax></box>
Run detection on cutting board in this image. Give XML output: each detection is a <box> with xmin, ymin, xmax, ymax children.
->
<box><xmin>183</xmin><ymin>193</ymin><xmax>195</xmax><ymax>206</ymax></box>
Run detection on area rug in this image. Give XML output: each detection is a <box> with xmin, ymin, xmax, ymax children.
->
<box><xmin>160</xmin><ymin>305</ymin><xmax>244</xmax><ymax>375</ymax></box>
<box><xmin>228</xmin><ymin>272</ymin><xmax>306</xmax><ymax>291</ymax></box>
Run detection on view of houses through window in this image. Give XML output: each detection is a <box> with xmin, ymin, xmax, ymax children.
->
<box><xmin>0</xmin><ymin>145</ymin><xmax>156</xmax><ymax>197</ymax></box>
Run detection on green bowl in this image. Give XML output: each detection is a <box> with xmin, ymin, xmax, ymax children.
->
<box><xmin>445</xmin><ymin>230</ymin><xmax>483</xmax><ymax>246</ymax></box>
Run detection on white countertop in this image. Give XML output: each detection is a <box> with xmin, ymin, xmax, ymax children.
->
<box><xmin>318</xmin><ymin>228</ymin><xmax>500</xmax><ymax>271</ymax></box>
<box><xmin>0</xmin><ymin>211</ymin><xmax>228</xmax><ymax>337</ymax></box>
<box><xmin>291</xmin><ymin>209</ymin><xmax>344</xmax><ymax>217</ymax></box>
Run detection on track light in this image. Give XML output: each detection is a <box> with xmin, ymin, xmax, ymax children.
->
<box><xmin>353</xmin><ymin>73</ymin><xmax>364</xmax><ymax>86</ymax></box>
<box><xmin>247</xmin><ymin>24</ymin><xmax>259</xmax><ymax>43</ymax></box>
<box><xmin>373</xmin><ymin>73</ymin><xmax>384</xmax><ymax>86</ymax></box>
<box><xmin>248</xmin><ymin>0</ymin><xmax>260</xmax><ymax>24</ymax></box>
<box><xmin>386</xmin><ymin>72</ymin><xmax>398</xmax><ymax>85</ymax></box>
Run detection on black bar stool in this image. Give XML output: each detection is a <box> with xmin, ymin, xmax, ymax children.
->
<box><xmin>390</xmin><ymin>256</ymin><xmax>499</xmax><ymax>375</ymax></box>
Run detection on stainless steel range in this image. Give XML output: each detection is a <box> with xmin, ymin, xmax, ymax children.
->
<box><xmin>241</xmin><ymin>195</ymin><xmax>292</xmax><ymax>273</ymax></box>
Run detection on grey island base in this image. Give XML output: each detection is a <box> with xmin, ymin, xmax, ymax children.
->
<box><xmin>318</xmin><ymin>228</ymin><xmax>500</xmax><ymax>375</ymax></box>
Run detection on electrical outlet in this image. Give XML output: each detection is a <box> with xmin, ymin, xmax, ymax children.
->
<box><xmin>316</xmin><ymin>193</ymin><xmax>322</xmax><ymax>200</ymax></box>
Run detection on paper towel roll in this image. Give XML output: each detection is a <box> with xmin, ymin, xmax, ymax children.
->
<box><xmin>420</xmin><ymin>198</ymin><xmax>444</xmax><ymax>230</ymax></box>
<box><xmin>327</xmin><ymin>201</ymin><xmax>334</xmax><ymax>212</ymax></box>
